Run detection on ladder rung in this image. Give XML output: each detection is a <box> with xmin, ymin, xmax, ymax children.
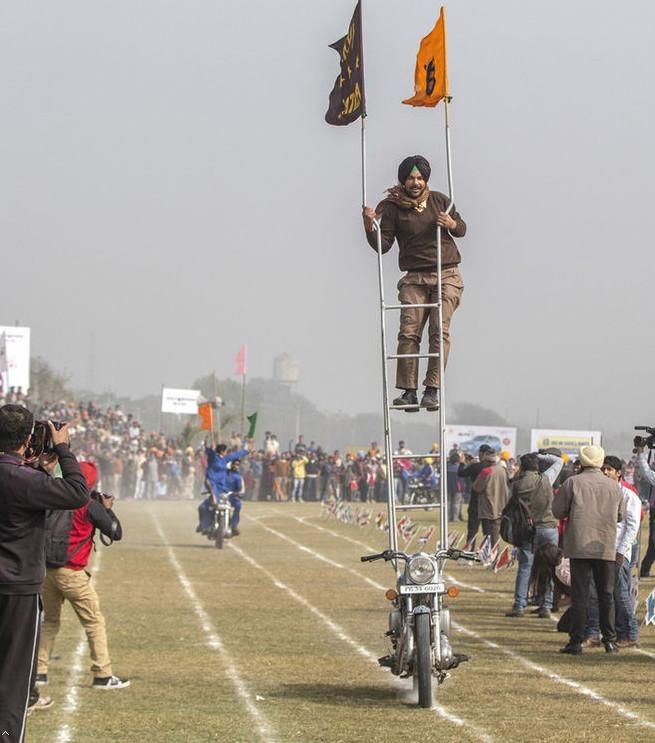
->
<box><xmin>394</xmin><ymin>503</ymin><xmax>441</xmax><ymax>511</ymax></box>
<box><xmin>387</xmin><ymin>353</ymin><xmax>440</xmax><ymax>360</ymax></box>
<box><xmin>392</xmin><ymin>452</ymin><xmax>438</xmax><ymax>460</ymax></box>
<box><xmin>385</xmin><ymin>303</ymin><xmax>439</xmax><ymax>310</ymax></box>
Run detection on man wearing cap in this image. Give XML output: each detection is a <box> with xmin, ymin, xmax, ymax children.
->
<box><xmin>553</xmin><ymin>445</ymin><xmax>624</xmax><ymax>655</ymax></box>
<box><xmin>363</xmin><ymin>155</ymin><xmax>466</xmax><ymax>412</ymax></box>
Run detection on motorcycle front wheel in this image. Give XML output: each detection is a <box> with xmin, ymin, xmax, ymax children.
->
<box><xmin>415</xmin><ymin>612</ymin><xmax>433</xmax><ymax>708</ymax></box>
<box><xmin>215</xmin><ymin>513</ymin><xmax>226</xmax><ymax>549</ymax></box>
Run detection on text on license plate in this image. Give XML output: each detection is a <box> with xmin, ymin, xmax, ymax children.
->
<box><xmin>399</xmin><ymin>583</ymin><xmax>444</xmax><ymax>594</ymax></box>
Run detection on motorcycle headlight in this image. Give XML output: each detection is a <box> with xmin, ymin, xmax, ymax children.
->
<box><xmin>407</xmin><ymin>555</ymin><xmax>436</xmax><ymax>585</ymax></box>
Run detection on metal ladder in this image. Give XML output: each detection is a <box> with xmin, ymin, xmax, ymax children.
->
<box><xmin>372</xmin><ymin>216</ymin><xmax>452</xmax><ymax>572</ymax></box>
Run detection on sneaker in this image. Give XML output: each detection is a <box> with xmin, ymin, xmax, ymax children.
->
<box><xmin>27</xmin><ymin>695</ymin><xmax>54</xmax><ymax>714</ymax></box>
<box><xmin>231</xmin><ymin>527</ymin><xmax>240</xmax><ymax>537</ymax></box>
<box><xmin>603</xmin><ymin>641</ymin><xmax>619</xmax><ymax>654</ymax></box>
<box><xmin>35</xmin><ymin>673</ymin><xmax>48</xmax><ymax>686</ymax></box>
<box><xmin>580</xmin><ymin>636</ymin><xmax>601</xmax><ymax>648</ymax></box>
<box><xmin>616</xmin><ymin>638</ymin><xmax>640</xmax><ymax>649</ymax></box>
<box><xmin>93</xmin><ymin>675</ymin><xmax>130</xmax><ymax>690</ymax></box>
<box><xmin>537</xmin><ymin>607</ymin><xmax>551</xmax><ymax>619</ymax></box>
<box><xmin>392</xmin><ymin>390</ymin><xmax>419</xmax><ymax>412</ymax></box>
<box><xmin>504</xmin><ymin>607</ymin><xmax>524</xmax><ymax>617</ymax></box>
<box><xmin>559</xmin><ymin>642</ymin><xmax>582</xmax><ymax>655</ymax></box>
<box><xmin>419</xmin><ymin>387</ymin><xmax>440</xmax><ymax>412</ymax></box>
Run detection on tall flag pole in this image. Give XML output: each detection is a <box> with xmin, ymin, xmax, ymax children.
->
<box><xmin>325</xmin><ymin>1</ymin><xmax>367</xmax><ymax>205</ymax></box>
<box><xmin>235</xmin><ymin>345</ymin><xmax>247</xmax><ymax>439</ymax></box>
<box><xmin>402</xmin><ymin>4</ymin><xmax>453</xmax><ymax>550</ymax></box>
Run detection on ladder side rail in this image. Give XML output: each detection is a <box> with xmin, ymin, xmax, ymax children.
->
<box><xmin>437</xmin><ymin>223</ymin><xmax>448</xmax><ymax>551</ymax></box>
<box><xmin>437</xmin><ymin>194</ymin><xmax>456</xmax><ymax>552</ymax></box>
<box><xmin>373</xmin><ymin>220</ymin><xmax>399</xmax><ymax>566</ymax></box>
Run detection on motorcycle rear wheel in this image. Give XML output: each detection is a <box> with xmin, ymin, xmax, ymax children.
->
<box><xmin>415</xmin><ymin>612</ymin><xmax>433</xmax><ymax>708</ymax></box>
<box><xmin>215</xmin><ymin>513</ymin><xmax>226</xmax><ymax>549</ymax></box>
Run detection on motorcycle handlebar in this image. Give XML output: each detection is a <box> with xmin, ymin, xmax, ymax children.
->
<box><xmin>360</xmin><ymin>550</ymin><xmax>396</xmax><ymax>563</ymax></box>
<box><xmin>443</xmin><ymin>548</ymin><xmax>482</xmax><ymax>562</ymax></box>
<box><xmin>361</xmin><ymin>547</ymin><xmax>482</xmax><ymax>563</ymax></box>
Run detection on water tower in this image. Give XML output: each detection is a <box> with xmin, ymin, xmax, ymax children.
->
<box><xmin>273</xmin><ymin>353</ymin><xmax>300</xmax><ymax>446</ymax></box>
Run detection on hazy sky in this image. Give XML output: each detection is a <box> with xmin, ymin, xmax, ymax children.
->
<box><xmin>2</xmin><ymin>1</ymin><xmax>654</xmax><ymax>435</ymax></box>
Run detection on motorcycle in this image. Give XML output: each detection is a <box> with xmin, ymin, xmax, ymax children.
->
<box><xmin>405</xmin><ymin>475</ymin><xmax>437</xmax><ymax>506</ymax></box>
<box><xmin>361</xmin><ymin>546</ymin><xmax>480</xmax><ymax>708</ymax></box>
<box><xmin>205</xmin><ymin>490</ymin><xmax>235</xmax><ymax>549</ymax></box>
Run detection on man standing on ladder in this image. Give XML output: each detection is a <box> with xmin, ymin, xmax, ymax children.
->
<box><xmin>362</xmin><ymin>154</ymin><xmax>466</xmax><ymax>412</ymax></box>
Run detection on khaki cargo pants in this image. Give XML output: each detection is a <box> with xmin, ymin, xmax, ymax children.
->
<box><xmin>396</xmin><ymin>267</ymin><xmax>464</xmax><ymax>390</ymax></box>
<box><xmin>37</xmin><ymin>567</ymin><xmax>113</xmax><ymax>678</ymax></box>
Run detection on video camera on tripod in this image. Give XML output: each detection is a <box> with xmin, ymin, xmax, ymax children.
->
<box><xmin>633</xmin><ymin>426</ymin><xmax>655</xmax><ymax>452</ymax></box>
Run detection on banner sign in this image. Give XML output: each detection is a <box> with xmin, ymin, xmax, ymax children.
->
<box><xmin>161</xmin><ymin>388</ymin><xmax>201</xmax><ymax>415</ymax></box>
<box><xmin>530</xmin><ymin>429</ymin><xmax>602</xmax><ymax>459</ymax></box>
<box><xmin>0</xmin><ymin>326</ymin><xmax>31</xmax><ymax>393</ymax></box>
<box><xmin>446</xmin><ymin>425</ymin><xmax>517</xmax><ymax>458</ymax></box>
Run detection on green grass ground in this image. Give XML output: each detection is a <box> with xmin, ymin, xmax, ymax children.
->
<box><xmin>26</xmin><ymin>500</ymin><xmax>655</xmax><ymax>743</ymax></box>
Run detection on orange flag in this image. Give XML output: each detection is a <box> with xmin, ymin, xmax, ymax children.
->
<box><xmin>402</xmin><ymin>6</ymin><xmax>448</xmax><ymax>108</ymax></box>
<box><xmin>197</xmin><ymin>402</ymin><xmax>213</xmax><ymax>431</ymax></box>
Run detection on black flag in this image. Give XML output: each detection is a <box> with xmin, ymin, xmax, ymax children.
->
<box><xmin>325</xmin><ymin>1</ymin><xmax>365</xmax><ymax>126</ymax></box>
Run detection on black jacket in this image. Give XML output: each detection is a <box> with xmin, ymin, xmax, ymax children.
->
<box><xmin>0</xmin><ymin>444</ymin><xmax>89</xmax><ymax>594</ymax></box>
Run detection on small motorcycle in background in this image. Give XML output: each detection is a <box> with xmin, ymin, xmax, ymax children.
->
<box><xmin>361</xmin><ymin>546</ymin><xmax>480</xmax><ymax>708</ymax></box>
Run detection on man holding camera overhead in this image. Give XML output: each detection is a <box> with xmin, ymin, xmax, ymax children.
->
<box><xmin>0</xmin><ymin>405</ymin><xmax>89</xmax><ymax>742</ymax></box>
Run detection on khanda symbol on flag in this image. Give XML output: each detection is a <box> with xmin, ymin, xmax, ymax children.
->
<box><xmin>403</xmin><ymin>5</ymin><xmax>448</xmax><ymax>108</ymax></box>
<box><xmin>325</xmin><ymin>1</ymin><xmax>365</xmax><ymax>125</ymax></box>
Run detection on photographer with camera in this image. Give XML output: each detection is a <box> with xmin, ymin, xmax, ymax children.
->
<box><xmin>633</xmin><ymin>428</ymin><xmax>655</xmax><ymax>578</ymax></box>
<box><xmin>36</xmin><ymin>460</ymin><xmax>129</xmax><ymax>690</ymax></box>
<box><xmin>0</xmin><ymin>405</ymin><xmax>89</xmax><ymax>742</ymax></box>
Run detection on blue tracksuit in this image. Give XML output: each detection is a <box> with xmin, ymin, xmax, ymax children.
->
<box><xmin>198</xmin><ymin>448</ymin><xmax>247</xmax><ymax>531</ymax></box>
<box><xmin>226</xmin><ymin>471</ymin><xmax>243</xmax><ymax>530</ymax></box>
<box><xmin>205</xmin><ymin>447</ymin><xmax>248</xmax><ymax>494</ymax></box>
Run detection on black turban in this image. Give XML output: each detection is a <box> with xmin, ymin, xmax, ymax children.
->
<box><xmin>398</xmin><ymin>155</ymin><xmax>431</xmax><ymax>184</ymax></box>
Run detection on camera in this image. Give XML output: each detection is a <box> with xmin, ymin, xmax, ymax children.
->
<box><xmin>26</xmin><ymin>420</ymin><xmax>65</xmax><ymax>459</ymax></box>
<box><xmin>633</xmin><ymin>426</ymin><xmax>655</xmax><ymax>452</ymax></box>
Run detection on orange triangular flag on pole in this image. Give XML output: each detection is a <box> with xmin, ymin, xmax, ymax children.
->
<box><xmin>402</xmin><ymin>6</ymin><xmax>448</xmax><ymax>108</ymax></box>
<box><xmin>198</xmin><ymin>402</ymin><xmax>213</xmax><ymax>432</ymax></box>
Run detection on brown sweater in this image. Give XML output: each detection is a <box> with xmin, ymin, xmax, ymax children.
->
<box><xmin>366</xmin><ymin>190</ymin><xmax>466</xmax><ymax>271</ymax></box>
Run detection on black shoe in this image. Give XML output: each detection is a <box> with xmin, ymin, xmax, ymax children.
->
<box><xmin>92</xmin><ymin>675</ymin><xmax>130</xmax><ymax>689</ymax></box>
<box><xmin>392</xmin><ymin>390</ymin><xmax>419</xmax><ymax>412</ymax></box>
<box><xmin>420</xmin><ymin>387</ymin><xmax>440</xmax><ymax>411</ymax></box>
<box><xmin>231</xmin><ymin>527</ymin><xmax>240</xmax><ymax>537</ymax></box>
<box><xmin>559</xmin><ymin>642</ymin><xmax>582</xmax><ymax>655</ymax></box>
<box><xmin>35</xmin><ymin>673</ymin><xmax>48</xmax><ymax>686</ymax></box>
<box><xmin>604</xmin><ymin>641</ymin><xmax>619</xmax><ymax>654</ymax></box>
<box><xmin>195</xmin><ymin>525</ymin><xmax>203</xmax><ymax>533</ymax></box>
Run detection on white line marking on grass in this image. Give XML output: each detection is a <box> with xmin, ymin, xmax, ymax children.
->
<box><xmin>229</xmin><ymin>542</ymin><xmax>494</xmax><ymax>743</ymax></box>
<box><xmin>56</xmin><ymin>548</ymin><xmax>103</xmax><ymax>743</ymax></box>
<box><xmin>253</xmin><ymin>520</ymin><xmax>385</xmax><ymax>592</ymax></box>
<box><xmin>260</xmin><ymin>519</ymin><xmax>655</xmax><ymax>732</ymax></box>
<box><xmin>295</xmin><ymin>516</ymin><xmax>378</xmax><ymax>552</ymax></box>
<box><xmin>453</xmin><ymin>621</ymin><xmax>655</xmax><ymax>730</ymax></box>
<box><xmin>152</xmin><ymin>514</ymin><xmax>276</xmax><ymax>743</ymax></box>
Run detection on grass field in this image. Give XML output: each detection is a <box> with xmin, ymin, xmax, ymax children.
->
<box><xmin>26</xmin><ymin>500</ymin><xmax>655</xmax><ymax>743</ymax></box>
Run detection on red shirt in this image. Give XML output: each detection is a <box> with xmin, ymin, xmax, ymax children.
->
<box><xmin>65</xmin><ymin>504</ymin><xmax>94</xmax><ymax>570</ymax></box>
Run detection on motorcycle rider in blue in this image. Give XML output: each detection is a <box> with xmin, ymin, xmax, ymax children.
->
<box><xmin>197</xmin><ymin>443</ymin><xmax>248</xmax><ymax>533</ymax></box>
<box><xmin>225</xmin><ymin>460</ymin><xmax>245</xmax><ymax>536</ymax></box>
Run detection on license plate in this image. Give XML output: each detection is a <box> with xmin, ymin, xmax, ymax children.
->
<box><xmin>399</xmin><ymin>583</ymin><xmax>444</xmax><ymax>594</ymax></box>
